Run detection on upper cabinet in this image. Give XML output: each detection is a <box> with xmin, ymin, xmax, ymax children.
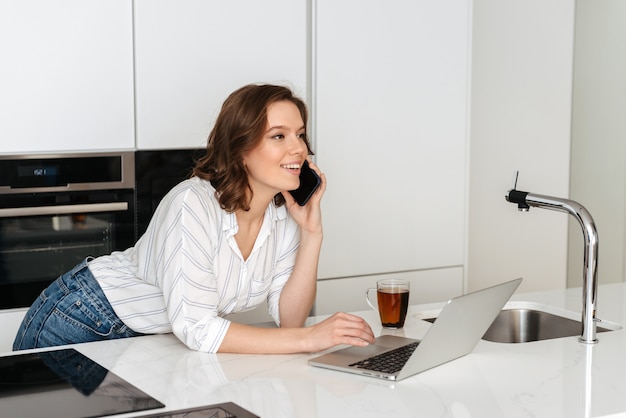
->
<box><xmin>133</xmin><ymin>0</ymin><xmax>308</xmax><ymax>150</ymax></box>
<box><xmin>0</xmin><ymin>0</ymin><xmax>134</xmax><ymax>154</ymax></box>
<box><xmin>314</xmin><ymin>0</ymin><xmax>470</xmax><ymax>279</ymax></box>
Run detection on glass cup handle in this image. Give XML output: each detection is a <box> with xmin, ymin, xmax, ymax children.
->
<box><xmin>365</xmin><ymin>288</ymin><xmax>377</xmax><ymax>311</ymax></box>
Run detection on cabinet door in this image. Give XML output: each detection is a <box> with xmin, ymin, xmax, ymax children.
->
<box><xmin>0</xmin><ymin>0</ymin><xmax>134</xmax><ymax>153</ymax></box>
<box><xmin>134</xmin><ymin>0</ymin><xmax>308</xmax><ymax>150</ymax></box>
<box><xmin>0</xmin><ymin>309</ymin><xmax>26</xmax><ymax>353</ymax></box>
<box><xmin>315</xmin><ymin>0</ymin><xmax>469</xmax><ymax>279</ymax></box>
<box><xmin>315</xmin><ymin>268</ymin><xmax>463</xmax><ymax>316</ymax></box>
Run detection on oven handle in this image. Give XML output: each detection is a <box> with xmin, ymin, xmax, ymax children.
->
<box><xmin>0</xmin><ymin>202</ymin><xmax>129</xmax><ymax>218</ymax></box>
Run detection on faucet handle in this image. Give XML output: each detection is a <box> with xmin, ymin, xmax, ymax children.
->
<box><xmin>512</xmin><ymin>171</ymin><xmax>520</xmax><ymax>190</ymax></box>
<box><xmin>507</xmin><ymin>190</ymin><xmax>530</xmax><ymax>211</ymax></box>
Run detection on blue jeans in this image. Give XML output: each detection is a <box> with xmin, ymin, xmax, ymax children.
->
<box><xmin>13</xmin><ymin>258</ymin><xmax>142</xmax><ymax>351</ymax></box>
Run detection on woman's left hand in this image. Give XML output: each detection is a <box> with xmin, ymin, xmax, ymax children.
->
<box><xmin>281</xmin><ymin>159</ymin><xmax>326</xmax><ymax>234</ymax></box>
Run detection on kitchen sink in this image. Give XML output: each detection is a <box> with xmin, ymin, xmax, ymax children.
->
<box><xmin>422</xmin><ymin>301</ymin><xmax>622</xmax><ymax>343</ymax></box>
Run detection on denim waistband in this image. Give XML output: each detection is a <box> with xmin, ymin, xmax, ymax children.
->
<box><xmin>67</xmin><ymin>256</ymin><xmax>94</xmax><ymax>276</ymax></box>
<box><xmin>60</xmin><ymin>257</ymin><xmax>121</xmax><ymax>325</ymax></box>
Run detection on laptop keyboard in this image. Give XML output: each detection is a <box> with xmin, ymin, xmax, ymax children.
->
<box><xmin>349</xmin><ymin>341</ymin><xmax>419</xmax><ymax>374</ymax></box>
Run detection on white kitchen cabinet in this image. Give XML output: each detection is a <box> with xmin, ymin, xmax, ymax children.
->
<box><xmin>227</xmin><ymin>268</ymin><xmax>463</xmax><ymax>322</ymax></box>
<box><xmin>314</xmin><ymin>268</ymin><xmax>463</xmax><ymax>316</ymax></box>
<box><xmin>133</xmin><ymin>0</ymin><xmax>308</xmax><ymax>150</ymax></box>
<box><xmin>314</xmin><ymin>1</ymin><xmax>470</xmax><ymax>281</ymax></box>
<box><xmin>0</xmin><ymin>309</ymin><xmax>26</xmax><ymax>353</ymax></box>
<box><xmin>0</xmin><ymin>0</ymin><xmax>134</xmax><ymax>154</ymax></box>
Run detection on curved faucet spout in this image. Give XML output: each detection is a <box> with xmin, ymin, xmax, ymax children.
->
<box><xmin>505</xmin><ymin>189</ymin><xmax>599</xmax><ymax>344</ymax></box>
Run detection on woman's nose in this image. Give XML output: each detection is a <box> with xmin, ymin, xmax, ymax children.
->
<box><xmin>289</xmin><ymin>135</ymin><xmax>307</xmax><ymax>154</ymax></box>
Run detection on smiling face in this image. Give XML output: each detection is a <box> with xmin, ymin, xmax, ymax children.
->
<box><xmin>242</xmin><ymin>100</ymin><xmax>309</xmax><ymax>204</ymax></box>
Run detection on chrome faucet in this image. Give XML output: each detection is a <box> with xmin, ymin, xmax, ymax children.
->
<box><xmin>505</xmin><ymin>173</ymin><xmax>599</xmax><ymax>344</ymax></box>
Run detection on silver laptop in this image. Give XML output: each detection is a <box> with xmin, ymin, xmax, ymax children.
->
<box><xmin>308</xmin><ymin>278</ymin><xmax>522</xmax><ymax>381</ymax></box>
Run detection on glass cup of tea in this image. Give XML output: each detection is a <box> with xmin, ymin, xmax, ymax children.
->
<box><xmin>366</xmin><ymin>279</ymin><xmax>410</xmax><ymax>328</ymax></box>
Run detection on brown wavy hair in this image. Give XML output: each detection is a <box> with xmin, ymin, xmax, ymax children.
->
<box><xmin>192</xmin><ymin>84</ymin><xmax>313</xmax><ymax>212</ymax></box>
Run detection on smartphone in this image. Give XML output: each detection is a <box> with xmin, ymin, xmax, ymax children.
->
<box><xmin>289</xmin><ymin>160</ymin><xmax>321</xmax><ymax>206</ymax></box>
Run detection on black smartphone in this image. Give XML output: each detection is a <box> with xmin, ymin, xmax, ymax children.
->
<box><xmin>288</xmin><ymin>160</ymin><xmax>321</xmax><ymax>206</ymax></box>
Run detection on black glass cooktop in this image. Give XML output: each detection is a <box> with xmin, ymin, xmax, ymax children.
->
<box><xmin>0</xmin><ymin>348</ymin><xmax>165</xmax><ymax>418</ymax></box>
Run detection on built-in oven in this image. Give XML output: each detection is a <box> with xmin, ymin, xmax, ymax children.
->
<box><xmin>0</xmin><ymin>152</ymin><xmax>135</xmax><ymax>310</ymax></box>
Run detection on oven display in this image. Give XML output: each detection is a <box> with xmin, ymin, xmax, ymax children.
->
<box><xmin>18</xmin><ymin>165</ymin><xmax>59</xmax><ymax>186</ymax></box>
<box><xmin>1</xmin><ymin>156</ymin><xmax>122</xmax><ymax>189</ymax></box>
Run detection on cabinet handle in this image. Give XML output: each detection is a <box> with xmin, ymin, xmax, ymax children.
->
<box><xmin>0</xmin><ymin>202</ymin><xmax>128</xmax><ymax>218</ymax></box>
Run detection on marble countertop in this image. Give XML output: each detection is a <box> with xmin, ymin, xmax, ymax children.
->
<box><xmin>8</xmin><ymin>282</ymin><xmax>626</xmax><ymax>418</ymax></box>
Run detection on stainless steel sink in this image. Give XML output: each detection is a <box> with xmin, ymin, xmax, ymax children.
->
<box><xmin>421</xmin><ymin>301</ymin><xmax>622</xmax><ymax>343</ymax></box>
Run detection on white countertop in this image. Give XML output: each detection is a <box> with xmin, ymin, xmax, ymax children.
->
<box><xmin>8</xmin><ymin>282</ymin><xmax>626</xmax><ymax>418</ymax></box>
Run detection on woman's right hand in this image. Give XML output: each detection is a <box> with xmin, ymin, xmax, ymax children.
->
<box><xmin>304</xmin><ymin>312</ymin><xmax>376</xmax><ymax>353</ymax></box>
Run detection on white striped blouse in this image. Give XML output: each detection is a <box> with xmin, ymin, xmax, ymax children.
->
<box><xmin>89</xmin><ymin>177</ymin><xmax>300</xmax><ymax>353</ymax></box>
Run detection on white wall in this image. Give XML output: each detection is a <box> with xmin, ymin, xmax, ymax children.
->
<box><xmin>569</xmin><ymin>0</ymin><xmax>626</xmax><ymax>287</ymax></box>
<box><xmin>467</xmin><ymin>0</ymin><xmax>575</xmax><ymax>293</ymax></box>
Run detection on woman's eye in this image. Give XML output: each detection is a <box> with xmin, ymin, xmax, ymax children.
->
<box><xmin>272</xmin><ymin>134</ymin><xmax>285</xmax><ymax>140</ymax></box>
<box><xmin>298</xmin><ymin>133</ymin><xmax>307</xmax><ymax>140</ymax></box>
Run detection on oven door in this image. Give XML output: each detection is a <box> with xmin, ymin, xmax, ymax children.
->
<box><xmin>0</xmin><ymin>191</ymin><xmax>135</xmax><ymax>309</ymax></box>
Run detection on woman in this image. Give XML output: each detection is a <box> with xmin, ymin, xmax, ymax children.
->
<box><xmin>13</xmin><ymin>84</ymin><xmax>375</xmax><ymax>354</ymax></box>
